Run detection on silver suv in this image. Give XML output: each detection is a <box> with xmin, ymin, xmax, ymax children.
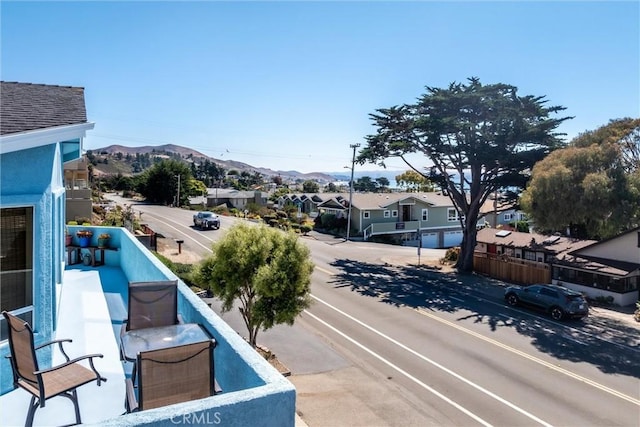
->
<box><xmin>504</xmin><ymin>284</ymin><xmax>588</xmax><ymax>320</ymax></box>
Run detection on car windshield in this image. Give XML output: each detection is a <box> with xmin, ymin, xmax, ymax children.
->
<box><xmin>201</xmin><ymin>212</ymin><xmax>213</xmax><ymax>218</ymax></box>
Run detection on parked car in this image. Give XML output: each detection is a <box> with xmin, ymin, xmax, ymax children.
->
<box><xmin>193</xmin><ymin>211</ymin><xmax>220</xmax><ymax>230</ymax></box>
<box><xmin>504</xmin><ymin>284</ymin><xmax>588</xmax><ymax>320</ymax></box>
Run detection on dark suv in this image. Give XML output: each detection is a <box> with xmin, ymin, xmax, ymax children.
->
<box><xmin>504</xmin><ymin>284</ymin><xmax>588</xmax><ymax>320</ymax></box>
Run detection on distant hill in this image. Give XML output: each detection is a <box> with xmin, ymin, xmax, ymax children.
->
<box><xmin>91</xmin><ymin>144</ymin><xmax>336</xmax><ymax>183</ymax></box>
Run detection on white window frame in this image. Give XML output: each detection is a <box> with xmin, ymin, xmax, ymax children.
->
<box><xmin>392</xmin><ymin>210</ymin><xmax>398</xmax><ymax>218</ymax></box>
<box><xmin>383</xmin><ymin>210</ymin><xmax>390</xmax><ymax>218</ymax></box>
<box><xmin>421</xmin><ymin>209</ymin><xmax>428</xmax><ymax>221</ymax></box>
<box><xmin>504</xmin><ymin>213</ymin><xmax>513</xmax><ymax>221</ymax></box>
<box><xmin>363</xmin><ymin>211</ymin><xmax>370</xmax><ymax>219</ymax></box>
<box><xmin>447</xmin><ymin>208</ymin><xmax>460</xmax><ymax>222</ymax></box>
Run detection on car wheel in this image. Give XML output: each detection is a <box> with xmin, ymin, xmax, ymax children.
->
<box><xmin>506</xmin><ymin>293</ymin><xmax>519</xmax><ymax>306</ymax></box>
<box><xmin>550</xmin><ymin>307</ymin><xmax>564</xmax><ymax>321</ymax></box>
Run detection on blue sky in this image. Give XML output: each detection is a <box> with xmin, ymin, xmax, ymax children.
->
<box><xmin>2</xmin><ymin>1</ymin><xmax>638</xmax><ymax>174</ymax></box>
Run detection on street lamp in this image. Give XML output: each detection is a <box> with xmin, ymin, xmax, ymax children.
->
<box><xmin>346</xmin><ymin>143</ymin><xmax>360</xmax><ymax>241</ymax></box>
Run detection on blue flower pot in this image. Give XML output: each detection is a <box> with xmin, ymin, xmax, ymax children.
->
<box><xmin>78</xmin><ymin>236</ymin><xmax>91</xmax><ymax>248</ymax></box>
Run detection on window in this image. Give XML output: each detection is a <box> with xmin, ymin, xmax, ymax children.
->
<box><xmin>421</xmin><ymin>209</ymin><xmax>428</xmax><ymax>221</ymax></box>
<box><xmin>504</xmin><ymin>213</ymin><xmax>513</xmax><ymax>221</ymax></box>
<box><xmin>384</xmin><ymin>210</ymin><xmax>390</xmax><ymax>218</ymax></box>
<box><xmin>524</xmin><ymin>251</ymin><xmax>536</xmax><ymax>261</ymax></box>
<box><xmin>392</xmin><ymin>210</ymin><xmax>398</xmax><ymax>218</ymax></box>
<box><xmin>447</xmin><ymin>208</ymin><xmax>460</xmax><ymax>222</ymax></box>
<box><xmin>363</xmin><ymin>211</ymin><xmax>370</xmax><ymax>219</ymax></box>
<box><xmin>1</xmin><ymin>207</ymin><xmax>34</xmax><ymax>340</ymax></box>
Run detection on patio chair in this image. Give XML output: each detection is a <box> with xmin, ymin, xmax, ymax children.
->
<box><xmin>2</xmin><ymin>311</ymin><xmax>106</xmax><ymax>427</ymax></box>
<box><xmin>125</xmin><ymin>340</ymin><xmax>219</xmax><ymax>412</ymax></box>
<box><xmin>122</xmin><ymin>280</ymin><xmax>182</xmax><ymax>334</ymax></box>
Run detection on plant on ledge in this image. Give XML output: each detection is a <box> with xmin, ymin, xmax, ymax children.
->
<box><xmin>76</xmin><ymin>230</ymin><xmax>93</xmax><ymax>238</ymax></box>
<box><xmin>97</xmin><ymin>233</ymin><xmax>111</xmax><ymax>249</ymax></box>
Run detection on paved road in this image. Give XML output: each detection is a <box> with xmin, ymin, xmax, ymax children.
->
<box><xmin>108</xmin><ymin>195</ymin><xmax>640</xmax><ymax>427</ymax></box>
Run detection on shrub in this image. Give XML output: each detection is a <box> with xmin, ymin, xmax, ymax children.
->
<box><xmin>443</xmin><ymin>247</ymin><xmax>460</xmax><ymax>262</ymax></box>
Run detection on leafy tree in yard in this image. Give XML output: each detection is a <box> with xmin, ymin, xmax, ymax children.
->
<box><xmin>375</xmin><ymin>177</ymin><xmax>390</xmax><ymax>192</ymax></box>
<box><xmin>395</xmin><ymin>170</ymin><xmax>434</xmax><ymax>192</ymax></box>
<box><xmin>302</xmin><ymin>180</ymin><xmax>320</xmax><ymax>193</ymax></box>
<box><xmin>195</xmin><ymin>223</ymin><xmax>314</xmax><ymax>347</ymax></box>
<box><xmin>358</xmin><ymin>77</ymin><xmax>570</xmax><ymax>272</ymax></box>
<box><xmin>137</xmin><ymin>159</ymin><xmax>192</xmax><ymax>206</ymax></box>
<box><xmin>520</xmin><ymin>118</ymin><xmax>640</xmax><ymax>239</ymax></box>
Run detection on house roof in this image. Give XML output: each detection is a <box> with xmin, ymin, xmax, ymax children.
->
<box><xmin>285</xmin><ymin>192</ymin><xmax>454</xmax><ymax>210</ymax></box>
<box><xmin>475</xmin><ymin>227</ymin><xmax>595</xmax><ymax>256</ymax></box>
<box><xmin>476</xmin><ymin>227</ymin><xmax>638</xmax><ymax>277</ymax></box>
<box><xmin>0</xmin><ymin>81</ymin><xmax>88</xmax><ymax>135</ymax></box>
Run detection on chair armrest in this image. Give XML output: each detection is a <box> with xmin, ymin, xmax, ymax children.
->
<box><xmin>35</xmin><ymin>339</ymin><xmax>73</xmax><ymax>362</ymax></box>
<box><xmin>125</xmin><ymin>378</ymin><xmax>139</xmax><ymax>413</ymax></box>
<box><xmin>177</xmin><ymin>314</ymin><xmax>184</xmax><ymax>324</ymax></box>
<box><xmin>214</xmin><ymin>379</ymin><xmax>222</xmax><ymax>395</ymax></box>
<box><xmin>35</xmin><ymin>353</ymin><xmax>107</xmax><ymax>385</ymax></box>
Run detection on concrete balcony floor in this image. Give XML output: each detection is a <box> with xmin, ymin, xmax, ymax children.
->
<box><xmin>1</xmin><ymin>266</ymin><xmax>128</xmax><ymax>426</ymax></box>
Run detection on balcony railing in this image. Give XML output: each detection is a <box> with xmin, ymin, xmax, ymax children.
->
<box><xmin>0</xmin><ymin>226</ymin><xmax>296</xmax><ymax>426</ymax></box>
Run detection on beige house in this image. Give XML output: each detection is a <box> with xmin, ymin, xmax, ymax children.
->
<box><xmin>64</xmin><ymin>157</ymin><xmax>92</xmax><ymax>222</ymax></box>
<box><xmin>475</xmin><ymin>227</ymin><xmax>640</xmax><ymax>306</ymax></box>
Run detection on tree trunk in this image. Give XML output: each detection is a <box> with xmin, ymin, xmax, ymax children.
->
<box><xmin>455</xmin><ymin>220</ymin><xmax>478</xmax><ymax>273</ymax></box>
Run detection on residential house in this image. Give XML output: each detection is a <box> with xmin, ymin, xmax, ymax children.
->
<box><xmin>551</xmin><ymin>227</ymin><xmax>640</xmax><ymax>306</ymax></box>
<box><xmin>281</xmin><ymin>192</ymin><xmax>468</xmax><ymax>248</ymax></box>
<box><xmin>0</xmin><ymin>82</ymin><xmax>295</xmax><ymax>426</ymax></box>
<box><xmin>64</xmin><ymin>156</ymin><xmax>92</xmax><ymax>222</ymax></box>
<box><xmin>204</xmin><ymin>188</ymin><xmax>269</xmax><ymax>210</ymax></box>
<box><xmin>474</xmin><ymin>227</ymin><xmax>639</xmax><ymax>306</ymax></box>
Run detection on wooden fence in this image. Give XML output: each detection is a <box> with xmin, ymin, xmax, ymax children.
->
<box><xmin>473</xmin><ymin>253</ymin><xmax>551</xmax><ymax>285</ymax></box>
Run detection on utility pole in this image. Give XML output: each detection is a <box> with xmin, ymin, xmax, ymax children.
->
<box><xmin>346</xmin><ymin>143</ymin><xmax>360</xmax><ymax>241</ymax></box>
<box><xmin>176</xmin><ymin>174</ymin><xmax>181</xmax><ymax>207</ymax></box>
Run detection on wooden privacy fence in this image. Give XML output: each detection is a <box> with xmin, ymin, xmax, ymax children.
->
<box><xmin>473</xmin><ymin>253</ymin><xmax>551</xmax><ymax>285</ymax></box>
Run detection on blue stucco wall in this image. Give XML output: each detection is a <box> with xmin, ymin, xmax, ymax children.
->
<box><xmin>71</xmin><ymin>227</ymin><xmax>296</xmax><ymax>426</ymax></box>
<box><xmin>0</xmin><ymin>144</ymin><xmax>61</xmax><ymax>394</ymax></box>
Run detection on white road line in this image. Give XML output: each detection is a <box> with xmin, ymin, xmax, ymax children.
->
<box><xmin>145</xmin><ymin>215</ymin><xmax>214</xmax><ymax>253</ymax></box>
<box><xmin>309</xmin><ymin>295</ymin><xmax>554</xmax><ymax>427</ymax></box>
<box><xmin>303</xmin><ymin>309</ymin><xmax>494</xmax><ymax>427</ymax></box>
<box><xmin>412</xmin><ymin>307</ymin><xmax>640</xmax><ymax>406</ymax></box>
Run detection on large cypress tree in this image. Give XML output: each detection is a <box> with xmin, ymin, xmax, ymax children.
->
<box><xmin>358</xmin><ymin>78</ymin><xmax>570</xmax><ymax>272</ymax></box>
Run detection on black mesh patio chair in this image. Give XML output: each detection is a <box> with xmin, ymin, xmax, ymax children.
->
<box><xmin>2</xmin><ymin>311</ymin><xmax>106</xmax><ymax>427</ymax></box>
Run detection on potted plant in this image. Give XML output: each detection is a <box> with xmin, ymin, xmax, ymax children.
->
<box><xmin>97</xmin><ymin>232</ymin><xmax>111</xmax><ymax>249</ymax></box>
<box><xmin>65</xmin><ymin>228</ymin><xmax>73</xmax><ymax>246</ymax></box>
<box><xmin>76</xmin><ymin>229</ymin><xmax>93</xmax><ymax>248</ymax></box>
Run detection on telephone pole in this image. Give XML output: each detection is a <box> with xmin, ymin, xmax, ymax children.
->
<box><xmin>346</xmin><ymin>143</ymin><xmax>360</xmax><ymax>241</ymax></box>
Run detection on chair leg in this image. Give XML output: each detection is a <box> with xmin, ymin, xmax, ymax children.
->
<box><xmin>25</xmin><ymin>395</ymin><xmax>39</xmax><ymax>427</ymax></box>
<box><xmin>57</xmin><ymin>390</ymin><xmax>82</xmax><ymax>425</ymax></box>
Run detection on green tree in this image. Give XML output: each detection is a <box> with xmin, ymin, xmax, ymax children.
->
<box><xmin>353</xmin><ymin>176</ymin><xmax>377</xmax><ymax>192</ymax></box>
<box><xmin>138</xmin><ymin>159</ymin><xmax>192</xmax><ymax>206</ymax></box>
<box><xmin>324</xmin><ymin>182</ymin><xmax>337</xmax><ymax>192</ymax></box>
<box><xmin>375</xmin><ymin>177</ymin><xmax>390</xmax><ymax>192</ymax></box>
<box><xmin>358</xmin><ymin>78</ymin><xmax>569</xmax><ymax>272</ymax></box>
<box><xmin>302</xmin><ymin>180</ymin><xmax>320</xmax><ymax>193</ymax></box>
<box><xmin>395</xmin><ymin>170</ymin><xmax>434</xmax><ymax>192</ymax></box>
<box><xmin>521</xmin><ymin>118</ymin><xmax>640</xmax><ymax>239</ymax></box>
<box><xmin>195</xmin><ymin>224</ymin><xmax>314</xmax><ymax>347</ymax></box>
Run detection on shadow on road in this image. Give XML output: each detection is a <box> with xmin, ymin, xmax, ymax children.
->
<box><xmin>329</xmin><ymin>258</ymin><xmax>640</xmax><ymax>379</ymax></box>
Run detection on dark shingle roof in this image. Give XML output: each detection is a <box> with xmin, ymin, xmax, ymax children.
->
<box><xmin>0</xmin><ymin>81</ymin><xmax>87</xmax><ymax>135</ymax></box>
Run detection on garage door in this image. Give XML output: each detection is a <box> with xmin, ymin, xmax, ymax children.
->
<box><xmin>443</xmin><ymin>230</ymin><xmax>463</xmax><ymax>247</ymax></box>
<box><xmin>421</xmin><ymin>232</ymin><xmax>438</xmax><ymax>248</ymax></box>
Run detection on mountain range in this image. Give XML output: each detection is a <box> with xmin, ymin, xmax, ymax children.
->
<box><xmin>92</xmin><ymin>144</ymin><xmax>407</xmax><ymax>185</ymax></box>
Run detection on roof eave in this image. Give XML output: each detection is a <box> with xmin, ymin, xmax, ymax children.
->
<box><xmin>0</xmin><ymin>122</ymin><xmax>95</xmax><ymax>154</ymax></box>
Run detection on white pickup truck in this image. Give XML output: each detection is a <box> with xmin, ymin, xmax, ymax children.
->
<box><xmin>193</xmin><ymin>211</ymin><xmax>220</xmax><ymax>230</ymax></box>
